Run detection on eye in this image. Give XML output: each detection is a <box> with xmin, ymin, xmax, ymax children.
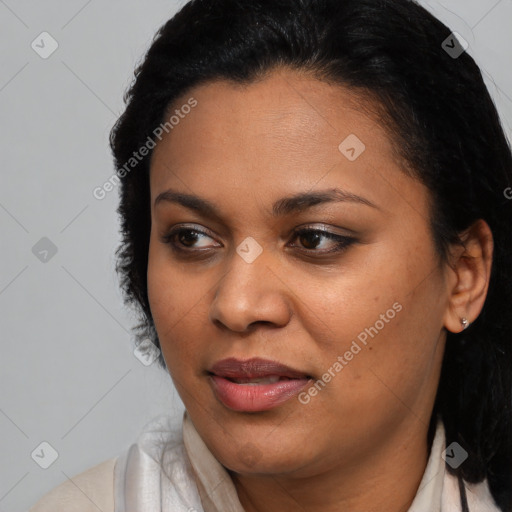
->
<box><xmin>288</xmin><ymin>227</ymin><xmax>356</xmax><ymax>254</ymax></box>
<box><xmin>161</xmin><ymin>224</ymin><xmax>356</xmax><ymax>256</ymax></box>
<box><xmin>161</xmin><ymin>226</ymin><xmax>220</xmax><ymax>253</ymax></box>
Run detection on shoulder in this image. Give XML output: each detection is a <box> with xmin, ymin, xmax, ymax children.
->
<box><xmin>29</xmin><ymin>457</ymin><xmax>117</xmax><ymax>512</ymax></box>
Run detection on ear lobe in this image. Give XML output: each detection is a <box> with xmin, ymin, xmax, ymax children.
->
<box><xmin>443</xmin><ymin>219</ymin><xmax>494</xmax><ymax>334</ymax></box>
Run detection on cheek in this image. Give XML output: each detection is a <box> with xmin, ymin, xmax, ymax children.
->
<box><xmin>309</xmin><ymin>238</ymin><xmax>444</xmax><ymax>398</ymax></box>
<box><xmin>147</xmin><ymin>239</ymin><xmax>196</xmax><ymax>362</ymax></box>
<box><xmin>147</xmin><ymin>236</ymin><xmax>223</xmax><ymax>387</ymax></box>
<box><xmin>147</xmin><ymin>241</ymin><xmax>176</xmax><ymax>328</ymax></box>
<box><xmin>147</xmin><ymin>232</ymin><xmax>204</xmax><ymax>323</ymax></box>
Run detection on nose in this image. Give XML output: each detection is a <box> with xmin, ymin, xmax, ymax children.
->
<box><xmin>208</xmin><ymin>245</ymin><xmax>292</xmax><ymax>333</ymax></box>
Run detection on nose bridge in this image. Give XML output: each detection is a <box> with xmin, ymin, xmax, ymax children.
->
<box><xmin>209</xmin><ymin>239</ymin><xmax>291</xmax><ymax>332</ymax></box>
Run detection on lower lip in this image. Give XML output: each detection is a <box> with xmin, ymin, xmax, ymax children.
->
<box><xmin>209</xmin><ymin>375</ymin><xmax>312</xmax><ymax>412</ymax></box>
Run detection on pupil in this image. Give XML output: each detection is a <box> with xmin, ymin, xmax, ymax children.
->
<box><xmin>180</xmin><ymin>231</ymin><xmax>198</xmax><ymax>246</ymax></box>
<box><xmin>301</xmin><ymin>232</ymin><xmax>320</xmax><ymax>249</ymax></box>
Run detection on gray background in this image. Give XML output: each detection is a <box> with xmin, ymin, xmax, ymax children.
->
<box><xmin>0</xmin><ymin>1</ymin><xmax>511</xmax><ymax>510</ymax></box>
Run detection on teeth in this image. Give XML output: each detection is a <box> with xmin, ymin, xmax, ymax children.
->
<box><xmin>231</xmin><ymin>375</ymin><xmax>284</xmax><ymax>385</ymax></box>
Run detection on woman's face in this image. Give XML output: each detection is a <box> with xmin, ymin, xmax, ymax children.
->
<box><xmin>147</xmin><ymin>68</ymin><xmax>452</xmax><ymax>477</ymax></box>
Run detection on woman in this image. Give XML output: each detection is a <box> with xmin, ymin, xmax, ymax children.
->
<box><xmin>30</xmin><ymin>0</ymin><xmax>512</xmax><ymax>510</ymax></box>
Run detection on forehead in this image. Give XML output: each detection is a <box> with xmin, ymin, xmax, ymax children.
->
<box><xmin>149</xmin><ymin>68</ymin><xmax>428</xmax><ymax>220</ymax></box>
<box><xmin>157</xmin><ymin>68</ymin><xmax>391</xmax><ymax>155</ymax></box>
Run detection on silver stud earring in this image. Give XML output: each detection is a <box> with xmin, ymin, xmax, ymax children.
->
<box><xmin>461</xmin><ymin>317</ymin><xmax>469</xmax><ymax>330</ymax></box>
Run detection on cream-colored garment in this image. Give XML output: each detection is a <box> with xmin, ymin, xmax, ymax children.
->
<box><xmin>29</xmin><ymin>457</ymin><xmax>117</xmax><ymax>512</ymax></box>
<box><xmin>29</xmin><ymin>411</ymin><xmax>501</xmax><ymax>512</ymax></box>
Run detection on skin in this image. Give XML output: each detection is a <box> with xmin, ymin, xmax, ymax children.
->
<box><xmin>147</xmin><ymin>67</ymin><xmax>493</xmax><ymax>512</ymax></box>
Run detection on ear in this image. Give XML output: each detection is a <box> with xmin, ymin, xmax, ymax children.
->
<box><xmin>443</xmin><ymin>219</ymin><xmax>494</xmax><ymax>333</ymax></box>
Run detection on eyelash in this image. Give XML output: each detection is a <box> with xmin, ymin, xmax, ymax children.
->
<box><xmin>161</xmin><ymin>225</ymin><xmax>356</xmax><ymax>256</ymax></box>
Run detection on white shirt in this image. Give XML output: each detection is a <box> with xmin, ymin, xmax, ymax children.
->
<box><xmin>29</xmin><ymin>411</ymin><xmax>502</xmax><ymax>512</ymax></box>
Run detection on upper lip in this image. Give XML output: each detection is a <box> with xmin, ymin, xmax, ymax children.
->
<box><xmin>209</xmin><ymin>357</ymin><xmax>311</xmax><ymax>379</ymax></box>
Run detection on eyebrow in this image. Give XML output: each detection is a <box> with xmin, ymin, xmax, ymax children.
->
<box><xmin>154</xmin><ymin>187</ymin><xmax>379</xmax><ymax>219</ymax></box>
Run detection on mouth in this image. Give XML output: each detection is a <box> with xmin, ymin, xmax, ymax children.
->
<box><xmin>218</xmin><ymin>375</ymin><xmax>307</xmax><ymax>384</ymax></box>
<box><xmin>208</xmin><ymin>356</ymin><xmax>312</xmax><ymax>380</ymax></box>
<box><xmin>207</xmin><ymin>357</ymin><xmax>313</xmax><ymax>412</ymax></box>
